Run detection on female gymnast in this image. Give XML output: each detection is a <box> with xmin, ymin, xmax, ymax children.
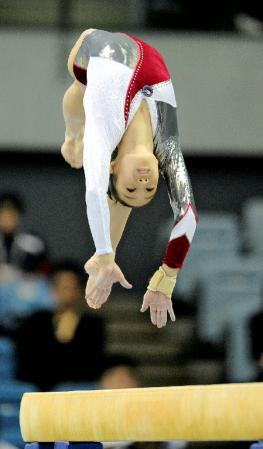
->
<box><xmin>61</xmin><ymin>29</ymin><xmax>197</xmax><ymax>328</ymax></box>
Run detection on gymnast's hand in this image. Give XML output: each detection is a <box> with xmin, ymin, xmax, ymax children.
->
<box><xmin>140</xmin><ymin>290</ymin><xmax>176</xmax><ymax>328</ymax></box>
<box><xmin>84</xmin><ymin>254</ymin><xmax>132</xmax><ymax>309</ymax></box>
<box><xmin>141</xmin><ymin>265</ymin><xmax>177</xmax><ymax>328</ymax></box>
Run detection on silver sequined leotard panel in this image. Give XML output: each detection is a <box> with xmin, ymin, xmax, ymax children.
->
<box><xmin>154</xmin><ymin>102</ymin><xmax>195</xmax><ymax>223</ymax></box>
<box><xmin>154</xmin><ymin>101</ymin><xmax>197</xmax><ymax>268</ymax></box>
<box><xmin>74</xmin><ymin>30</ymin><xmax>139</xmax><ymax>72</ymax></box>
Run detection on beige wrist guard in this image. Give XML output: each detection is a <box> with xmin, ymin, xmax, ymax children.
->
<box><xmin>147</xmin><ymin>267</ymin><xmax>178</xmax><ymax>299</ymax></box>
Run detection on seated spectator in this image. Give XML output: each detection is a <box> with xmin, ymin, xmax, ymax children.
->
<box><xmin>249</xmin><ymin>310</ymin><xmax>263</xmax><ymax>381</ymax></box>
<box><xmin>0</xmin><ymin>192</ymin><xmax>48</xmax><ymax>274</ymax></box>
<box><xmin>99</xmin><ymin>355</ymin><xmax>140</xmax><ymax>389</ymax></box>
<box><xmin>99</xmin><ymin>357</ymin><xmax>186</xmax><ymax>449</ymax></box>
<box><xmin>14</xmin><ymin>261</ymin><xmax>105</xmax><ymax>391</ymax></box>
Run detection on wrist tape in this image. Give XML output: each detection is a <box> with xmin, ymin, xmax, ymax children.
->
<box><xmin>147</xmin><ymin>267</ymin><xmax>178</xmax><ymax>299</ymax></box>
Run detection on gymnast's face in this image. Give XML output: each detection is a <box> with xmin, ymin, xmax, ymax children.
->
<box><xmin>111</xmin><ymin>152</ymin><xmax>159</xmax><ymax>207</ymax></box>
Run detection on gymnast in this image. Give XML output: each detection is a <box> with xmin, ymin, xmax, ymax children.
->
<box><xmin>61</xmin><ymin>29</ymin><xmax>197</xmax><ymax>328</ymax></box>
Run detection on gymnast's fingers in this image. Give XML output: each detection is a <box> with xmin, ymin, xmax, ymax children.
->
<box><xmin>167</xmin><ymin>301</ymin><xmax>176</xmax><ymax>322</ymax></box>
<box><xmin>86</xmin><ymin>267</ymin><xmax>110</xmax><ymax>294</ymax></box>
<box><xmin>160</xmin><ymin>309</ymin><xmax>167</xmax><ymax>328</ymax></box>
<box><xmin>156</xmin><ymin>310</ymin><xmax>163</xmax><ymax>328</ymax></box>
<box><xmin>93</xmin><ymin>287</ymin><xmax>110</xmax><ymax>307</ymax></box>
<box><xmin>117</xmin><ymin>271</ymin><xmax>132</xmax><ymax>289</ymax></box>
<box><xmin>86</xmin><ymin>297</ymin><xmax>98</xmax><ymax>309</ymax></box>
<box><xmin>112</xmin><ymin>265</ymin><xmax>132</xmax><ymax>289</ymax></box>
<box><xmin>140</xmin><ymin>296</ymin><xmax>149</xmax><ymax>313</ymax></box>
<box><xmin>150</xmin><ymin>306</ymin><xmax>157</xmax><ymax>326</ymax></box>
<box><xmin>85</xmin><ymin>277</ymin><xmax>96</xmax><ymax>303</ymax></box>
<box><xmin>85</xmin><ymin>277</ymin><xmax>101</xmax><ymax>298</ymax></box>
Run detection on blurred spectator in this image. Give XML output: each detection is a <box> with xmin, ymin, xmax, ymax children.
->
<box><xmin>0</xmin><ymin>192</ymin><xmax>48</xmax><ymax>274</ymax></box>
<box><xmin>100</xmin><ymin>357</ymin><xmax>186</xmax><ymax>449</ymax></box>
<box><xmin>249</xmin><ymin>310</ymin><xmax>263</xmax><ymax>381</ymax></box>
<box><xmin>99</xmin><ymin>355</ymin><xmax>140</xmax><ymax>389</ymax></box>
<box><xmin>14</xmin><ymin>261</ymin><xmax>105</xmax><ymax>391</ymax></box>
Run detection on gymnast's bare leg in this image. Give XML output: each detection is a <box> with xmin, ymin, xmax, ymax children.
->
<box><xmin>61</xmin><ymin>80</ymin><xmax>85</xmax><ymax>169</ymax></box>
<box><xmin>61</xmin><ymin>29</ymin><xmax>96</xmax><ymax>169</ymax></box>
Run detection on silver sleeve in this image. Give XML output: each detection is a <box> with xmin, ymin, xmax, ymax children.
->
<box><xmin>154</xmin><ymin>101</ymin><xmax>196</xmax><ymax>223</ymax></box>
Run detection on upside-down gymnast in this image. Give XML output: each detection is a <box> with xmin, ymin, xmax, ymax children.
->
<box><xmin>61</xmin><ymin>29</ymin><xmax>197</xmax><ymax>328</ymax></box>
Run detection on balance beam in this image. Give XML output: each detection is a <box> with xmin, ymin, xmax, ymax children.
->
<box><xmin>20</xmin><ymin>383</ymin><xmax>263</xmax><ymax>442</ymax></box>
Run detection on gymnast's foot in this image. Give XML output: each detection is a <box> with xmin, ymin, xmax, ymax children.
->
<box><xmin>61</xmin><ymin>137</ymin><xmax>83</xmax><ymax>169</ymax></box>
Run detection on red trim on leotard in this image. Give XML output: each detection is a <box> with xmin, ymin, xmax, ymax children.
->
<box><xmin>73</xmin><ymin>63</ymin><xmax>87</xmax><ymax>86</ymax></box>
<box><xmin>162</xmin><ymin>235</ymin><xmax>190</xmax><ymax>269</ymax></box>
<box><xmin>162</xmin><ymin>203</ymin><xmax>198</xmax><ymax>268</ymax></box>
<box><xmin>172</xmin><ymin>203</ymin><xmax>199</xmax><ymax>228</ymax></box>
<box><xmin>124</xmin><ymin>35</ymin><xmax>171</xmax><ymax>123</ymax></box>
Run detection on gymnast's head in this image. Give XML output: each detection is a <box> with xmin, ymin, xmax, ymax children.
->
<box><xmin>108</xmin><ymin>146</ymin><xmax>159</xmax><ymax>208</ymax></box>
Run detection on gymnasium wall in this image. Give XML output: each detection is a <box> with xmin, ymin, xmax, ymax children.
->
<box><xmin>0</xmin><ymin>29</ymin><xmax>262</xmax><ymax>155</ymax></box>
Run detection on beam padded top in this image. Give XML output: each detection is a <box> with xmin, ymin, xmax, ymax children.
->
<box><xmin>20</xmin><ymin>383</ymin><xmax>263</xmax><ymax>442</ymax></box>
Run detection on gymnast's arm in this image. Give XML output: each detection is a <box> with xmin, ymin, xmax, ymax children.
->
<box><xmin>66</xmin><ymin>29</ymin><xmax>132</xmax><ymax>254</ymax></box>
<box><xmin>152</xmin><ymin>146</ymin><xmax>197</xmax><ymax>284</ymax></box>
<box><xmin>108</xmin><ymin>196</ymin><xmax>132</xmax><ymax>252</ymax></box>
<box><xmin>155</xmin><ymin>107</ymin><xmax>197</xmax><ymax>274</ymax></box>
<box><xmin>62</xmin><ymin>31</ymin><xmax>132</xmax><ymax>307</ymax></box>
<box><xmin>82</xmin><ymin>57</ymin><xmax>135</xmax><ymax>305</ymax></box>
<box><xmin>82</xmin><ymin>111</ymin><xmax>131</xmax><ymax>277</ymax></box>
<box><xmin>82</xmin><ymin>57</ymin><xmax>132</xmax><ymax>257</ymax></box>
<box><xmin>84</xmin><ymin>197</ymin><xmax>132</xmax><ymax>309</ymax></box>
<box><xmin>141</xmin><ymin>107</ymin><xmax>197</xmax><ymax>327</ymax></box>
<box><xmin>85</xmin><ymin>197</ymin><xmax>132</xmax><ymax>277</ymax></box>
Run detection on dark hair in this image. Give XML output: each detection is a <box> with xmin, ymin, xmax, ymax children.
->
<box><xmin>107</xmin><ymin>147</ymin><xmax>132</xmax><ymax>207</ymax></box>
<box><xmin>0</xmin><ymin>192</ymin><xmax>24</xmax><ymax>213</ymax></box>
<box><xmin>108</xmin><ymin>173</ymin><xmax>133</xmax><ymax>208</ymax></box>
<box><xmin>101</xmin><ymin>355</ymin><xmax>138</xmax><ymax>372</ymax></box>
<box><xmin>108</xmin><ymin>173</ymin><xmax>157</xmax><ymax>209</ymax></box>
<box><xmin>51</xmin><ymin>260</ymin><xmax>85</xmax><ymax>285</ymax></box>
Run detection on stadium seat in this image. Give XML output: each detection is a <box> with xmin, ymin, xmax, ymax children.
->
<box><xmin>225</xmin><ymin>304</ymin><xmax>259</xmax><ymax>382</ymax></box>
<box><xmin>0</xmin><ymin>338</ymin><xmax>16</xmax><ymax>380</ymax></box>
<box><xmin>242</xmin><ymin>197</ymin><xmax>263</xmax><ymax>255</ymax></box>
<box><xmin>0</xmin><ymin>429</ymin><xmax>24</xmax><ymax>449</ymax></box>
<box><xmin>197</xmin><ymin>257</ymin><xmax>263</xmax><ymax>344</ymax></box>
<box><xmin>0</xmin><ymin>277</ymin><xmax>53</xmax><ymax>330</ymax></box>
<box><xmin>0</xmin><ymin>380</ymin><xmax>37</xmax><ymax>404</ymax></box>
<box><xmin>0</xmin><ymin>381</ymin><xmax>38</xmax><ymax>449</ymax></box>
<box><xmin>175</xmin><ymin>211</ymin><xmax>241</xmax><ymax>300</ymax></box>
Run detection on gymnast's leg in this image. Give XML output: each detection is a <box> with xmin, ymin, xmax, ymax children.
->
<box><xmin>61</xmin><ymin>80</ymin><xmax>85</xmax><ymax>169</ymax></box>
